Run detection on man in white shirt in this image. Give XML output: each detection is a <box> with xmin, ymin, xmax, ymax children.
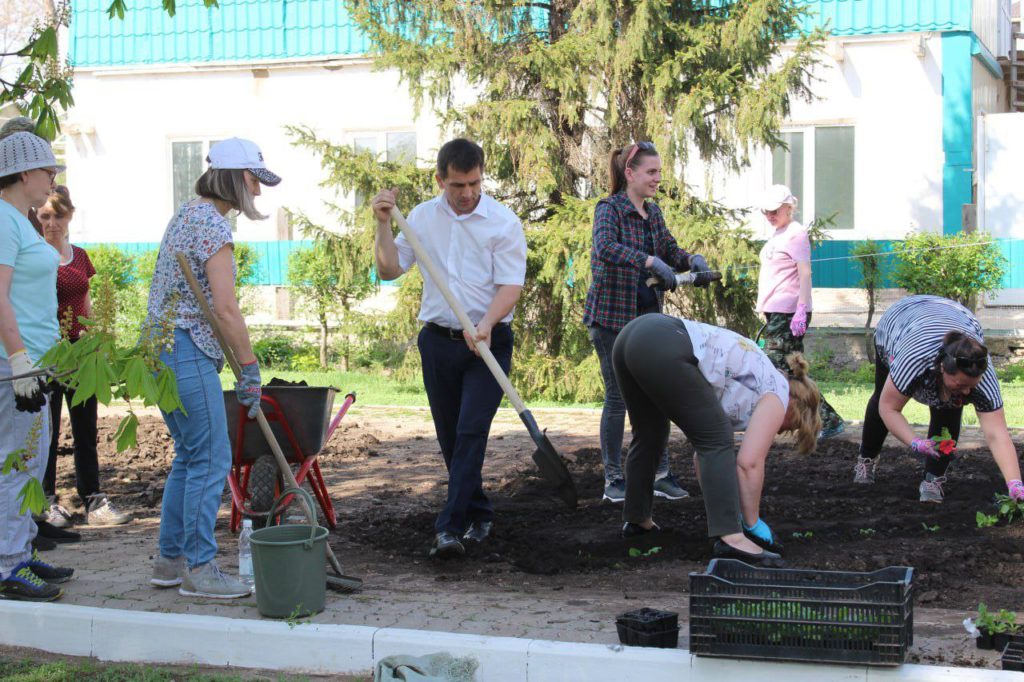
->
<box><xmin>372</xmin><ymin>139</ymin><xmax>527</xmax><ymax>558</ymax></box>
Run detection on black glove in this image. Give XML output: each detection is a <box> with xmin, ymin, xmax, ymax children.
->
<box><xmin>688</xmin><ymin>254</ymin><xmax>715</xmax><ymax>288</ymax></box>
<box><xmin>646</xmin><ymin>256</ymin><xmax>677</xmax><ymax>291</ymax></box>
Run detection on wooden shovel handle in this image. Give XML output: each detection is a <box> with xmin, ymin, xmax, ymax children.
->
<box><xmin>389</xmin><ymin>207</ymin><xmax>529</xmax><ymax>415</ymax></box>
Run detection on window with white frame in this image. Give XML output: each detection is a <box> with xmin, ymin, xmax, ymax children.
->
<box><xmin>351</xmin><ymin>131</ymin><xmax>417</xmax><ymax>209</ymax></box>
<box><xmin>771</xmin><ymin>125</ymin><xmax>855</xmax><ymax>230</ymax></box>
<box><xmin>171</xmin><ymin>139</ymin><xmax>236</xmax><ymax>230</ymax></box>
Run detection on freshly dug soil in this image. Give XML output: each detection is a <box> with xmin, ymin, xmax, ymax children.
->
<box><xmin>56</xmin><ymin>411</ymin><xmax>1024</xmax><ymax>612</ymax></box>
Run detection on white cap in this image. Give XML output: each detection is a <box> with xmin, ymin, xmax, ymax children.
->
<box><xmin>0</xmin><ymin>132</ymin><xmax>64</xmax><ymax>177</ymax></box>
<box><xmin>757</xmin><ymin>184</ymin><xmax>797</xmax><ymax>211</ymax></box>
<box><xmin>207</xmin><ymin>137</ymin><xmax>281</xmax><ymax>186</ymax></box>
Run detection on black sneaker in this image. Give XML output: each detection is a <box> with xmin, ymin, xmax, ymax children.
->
<box><xmin>28</xmin><ymin>549</ymin><xmax>73</xmax><ymax>584</ymax></box>
<box><xmin>603</xmin><ymin>479</ymin><xmax>626</xmax><ymax>503</ymax></box>
<box><xmin>463</xmin><ymin>521</ymin><xmax>493</xmax><ymax>544</ymax></box>
<box><xmin>0</xmin><ymin>563</ymin><xmax>63</xmax><ymax>602</ymax></box>
<box><xmin>31</xmin><ymin>535</ymin><xmax>57</xmax><ymax>552</ymax></box>
<box><xmin>36</xmin><ymin>520</ymin><xmax>81</xmax><ymax>542</ymax></box>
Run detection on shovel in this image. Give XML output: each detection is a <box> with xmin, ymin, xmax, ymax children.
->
<box><xmin>175</xmin><ymin>252</ymin><xmax>362</xmax><ymax>593</ymax></box>
<box><xmin>389</xmin><ymin>208</ymin><xmax>577</xmax><ymax>509</ymax></box>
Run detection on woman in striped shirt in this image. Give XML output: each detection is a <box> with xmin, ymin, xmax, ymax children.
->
<box><xmin>853</xmin><ymin>295</ymin><xmax>1022</xmax><ymax>503</ymax></box>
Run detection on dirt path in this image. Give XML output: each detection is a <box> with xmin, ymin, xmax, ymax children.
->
<box><xmin>46</xmin><ymin>405</ymin><xmax>1024</xmax><ymax>668</ymax></box>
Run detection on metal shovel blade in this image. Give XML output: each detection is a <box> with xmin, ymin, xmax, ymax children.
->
<box><xmin>520</xmin><ymin>409</ymin><xmax>577</xmax><ymax>509</ymax></box>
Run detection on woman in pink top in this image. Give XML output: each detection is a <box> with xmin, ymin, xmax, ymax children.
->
<box><xmin>755</xmin><ymin>185</ymin><xmax>844</xmax><ymax>439</ymax></box>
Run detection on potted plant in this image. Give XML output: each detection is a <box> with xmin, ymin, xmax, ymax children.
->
<box><xmin>993</xmin><ymin>609</ymin><xmax>1020</xmax><ymax>652</ymax></box>
<box><xmin>975</xmin><ymin>603</ymin><xmax>997</xmax><ymax>650</ymax></box>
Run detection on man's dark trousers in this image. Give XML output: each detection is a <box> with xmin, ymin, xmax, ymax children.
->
<box><xmin>418</xmin><ymin>323</ymin><xmax>513</xmax><ymax>535</ymax></box>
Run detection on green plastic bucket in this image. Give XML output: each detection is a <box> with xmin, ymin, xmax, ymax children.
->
<box><xmin>250</xmin><ymin>487</ymin><xmax>328</xmax><ymax>618</ymax></box>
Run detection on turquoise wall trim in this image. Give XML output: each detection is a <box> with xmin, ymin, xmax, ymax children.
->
<box><xmin>797</xmin><ymin>0</ymin><xmax>971</xmax><ymax>37</ymax></box>
<box><xmin>972</xmin><ymin>35</ymin><xmax>1004</xmax><ymax>79</ymax></box>
<box><xmin>70</xmin><ymin>0</ymin><xmax>369</xmax><ymax>67</ymax></box>
<box><xmin>941</xmin><ymin>31</ymin><xmax>974</xmax><ymax>236</ymax></box>
<box><xmin>71</xmin><ymin>0</ymin><xmax>980</xmax><ymax>68</ymax></box>
<box><xmin>80</xmin><ymin>238</ymin><xmax>1020</xmax><ymax>290</ymax></box>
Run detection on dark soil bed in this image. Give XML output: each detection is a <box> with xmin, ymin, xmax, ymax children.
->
<box><xmin>59</xmin><ymin>413</ymin><xmax>1024</xmax><ymax>611</ymax></box>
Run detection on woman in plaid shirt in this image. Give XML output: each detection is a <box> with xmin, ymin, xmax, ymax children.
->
<box><xmin>584</xmin><ymin>141</ymin><xmax>715</xmax><ymax>505</ymax></box>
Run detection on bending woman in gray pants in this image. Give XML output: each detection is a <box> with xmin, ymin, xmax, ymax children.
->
<box><xmin>612</xmin><ymin>314</ymin><xmax>821</xmax><ymax>565</ymax></box>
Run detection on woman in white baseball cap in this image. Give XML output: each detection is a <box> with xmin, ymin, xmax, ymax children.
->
<box><xmin>0</xmin><ymin>130</ymin><xmax>74</xmax><ymax>601</ymax></box>
<box><xmin>145</xmin><ymin>137</ymin><xmax>279</xmax><ymax>599</ymax></box>
<box><xmin>754</xmin><ymin>184</ymin><xmax>845</xmax><ymax>442</ymax></box>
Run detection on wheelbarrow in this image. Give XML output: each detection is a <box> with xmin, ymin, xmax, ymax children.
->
<box><xmin>224</xmin><ymin>385</ymin><xmax>356</xmax><ymax>533</ymax></box>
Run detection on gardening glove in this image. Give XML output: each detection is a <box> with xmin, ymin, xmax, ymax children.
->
<box><xmin>910</xmin><ymin>438</ymin><xmax>938</xmax><ymax>459</ymax></box>
<box><xmin>646</xmin><ymin>256</ymin><xmax>677</xmax><ymax>291</ymax></box>
<box><xmin>8</xmin><ymin>350</ymin><xmax>46</xmax><ymax>413</ymax></box>
<box><xmin>789</xmin><ymin>304</ymin><xmax>808</xmax><ymax>338</ymax></box>
<box><xmin>687</xmin><ymin>254</ymin><xmax>715</xmax><ymax>288</ymax></box>
<box><xmin>743</xmin><ymin>518</ymin><xmax>775</xmax><ymax>545</ymax></box>
<box><xmin>1009</xmin><ymin>480</ymin><xmax>1024</xmax><ymax>501</ymax></box>
<box><xmin>235</xmin><ymin>360</ymin><xmax>262</xmax><ymax>419</ymax></box>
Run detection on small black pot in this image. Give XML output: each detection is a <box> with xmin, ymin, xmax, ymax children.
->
<box><xmin>976</xmin><ymin>631</ymin><xmax>995</xmax><ymax>650</ymax></box>
<box><xmin>994</xmin><ymin>632</ymin><xmax>1012</xmax><ymax>652</ymax></box>
<box><xmin>616</xmin><ymin>608</ymin><xmax>678</xmax><ymax>633</ymax></box>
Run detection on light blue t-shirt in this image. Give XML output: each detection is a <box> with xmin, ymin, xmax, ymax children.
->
<box><xmin>0</xmin><ymin>200</ymin><xmax>59</xmax><ymax>360</ymax></box>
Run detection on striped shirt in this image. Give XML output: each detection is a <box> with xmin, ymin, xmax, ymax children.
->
<box><xmin>874</xmin><ymin>295</ymin><xmax>1002</xmax><ymax>412</ymax></box>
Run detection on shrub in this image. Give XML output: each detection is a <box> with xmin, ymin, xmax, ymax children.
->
<box><xmin>892</xmin><ymin>232</ymin><xmax>1006</xmax><ymax>310</ymax></box>
<box><xmin>88</xmin><ymin>244</ymin><xmax>136</xmax><ymax>290</ymax></box>
<box><xmin>252</xmin><ymin>335</ymin><xmax>296</xmax><ymax>368</ymax></box>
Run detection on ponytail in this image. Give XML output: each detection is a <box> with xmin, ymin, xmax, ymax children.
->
<box><xmin>607</xmin><ymin>142</ymin><xmax>658</xmax><ymax>195</ymax></box>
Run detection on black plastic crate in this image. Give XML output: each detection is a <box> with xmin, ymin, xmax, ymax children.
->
<box><xmin>616</xmin><ymin>609</ymin><xmax>680</xmax><ymax>648</ymax></box>
<box><xmin>689</xmin><ymin>559</ymin><xmax>914</xmax><ymax>666</ymax></box>
<box><xmin>1004</xmin><ymin>636</ymin><xmax>1024</xmax><ymax>673</ymax></box>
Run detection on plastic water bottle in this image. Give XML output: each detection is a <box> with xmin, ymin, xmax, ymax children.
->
<box><xmin>238</xmin><ymin>519</ymin><xmax>255</xmax><ymax>588</ymax></box>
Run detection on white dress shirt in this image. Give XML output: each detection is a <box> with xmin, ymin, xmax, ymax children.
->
<box><xmin>396</xmin><ymin>193</ymin><xmax>527</xmax><ymax>329</ymax></box>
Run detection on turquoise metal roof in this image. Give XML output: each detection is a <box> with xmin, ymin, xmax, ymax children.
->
<box><xmin>70</xmin><ymin>0</ymin><xmax>369</xmax><ymax>67</ymax></box>
<box><xmin>70</xmin><ymin>0</ymin><xmax>977</xmax><ymax>68</ymax></box>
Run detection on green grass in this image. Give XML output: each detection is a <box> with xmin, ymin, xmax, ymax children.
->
<box><xmin>0</xmin><ymin>659</ymin><xmax>281</xmax><ymax>681</ymax></box>
<box><xmin>220</xmin><ymin>368</ymin><xmax>1024</xmax><ymax>425</ymax></box>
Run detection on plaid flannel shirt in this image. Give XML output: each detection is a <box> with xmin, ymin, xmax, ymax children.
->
<box><xmin>583</xmin><ymin>192</ymin><xmax>692</xmax><ymax>331</ymax></box>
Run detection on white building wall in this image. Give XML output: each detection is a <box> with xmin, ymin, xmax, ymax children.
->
<box><xmin>690</xmin><ymin>34</ymin><xmax>946</xmax><ymax>241</ymax></box>
<box><xmin>63</xmin><ymin>61</ymin><xmax>444</xmax><ymax>243</ymax></box>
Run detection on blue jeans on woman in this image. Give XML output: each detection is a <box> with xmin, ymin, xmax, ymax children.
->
<box><xmin>157</xmin><ymin>328</ymin><xmax>232</xmax><ymax>568</ymax></box>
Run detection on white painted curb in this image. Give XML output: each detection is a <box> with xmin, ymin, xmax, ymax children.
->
<box><xmin>0</xmin><ymin>602</ymin><xmax>1016</xmax><ymax>681</ymax></box>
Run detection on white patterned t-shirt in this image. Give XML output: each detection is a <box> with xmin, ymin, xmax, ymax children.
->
<box><xmin>682</xmin><ymin>319</ymin><xmax>790</xmax><ymax>431</ymax></box>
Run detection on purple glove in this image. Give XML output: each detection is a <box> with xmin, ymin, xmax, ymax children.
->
<box><xmin>789</xmin><ymin>304</ymin><xmax>808</xmax><ymax>338</ymax></box>
<box><xmin>1009</xmin><ymin>479</ymin><xmax>1024</xmax><ymax>501</ymax></box>
<box><xmin>910</xmin><ymin>438</ymin><xmax>938</xmax><ymax>459</ymax></box>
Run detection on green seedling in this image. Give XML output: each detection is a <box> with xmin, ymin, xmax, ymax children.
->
<box><xmin>976</xmin><ymin>512</ymin><xmax>999</xmax><ymax>528</ymax></box>
<box><xmin>994</xmin><ymin>493</ymin><xmax>1024</xmax><ymax>524</ymax></box>
<box><xmin>859</xmin><ymin>528</ymin><xmax>876</xmax><ymax>537</ymax></box>
<box><xmin>628</xmin><ymin>546</ymin><xmax>662</xmax><ymax>558</ymax></box>
<box><xmin>791</xmin><ymin>531</ymin><xmax>813</xmax><ymax>540</ymax></box>
<box><xmin>285</xmin><ymin>603</ymin><xmax>312</xmax><ymax>629</ymax></box>
<box><xmin>921</xmin><ymin>523</ymin><xmax>940</xmax><ymax>533</ymax></box>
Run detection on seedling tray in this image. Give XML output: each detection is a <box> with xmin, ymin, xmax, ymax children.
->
<box><xmin>689</xmin><ymin>559</ymin><xmax>914</xmax><ymax>666</ymax></box>
<box><xmin>1004</xmin><ymin>636</ymin><xmax>1024</xmax><ymax>673</ymax></box>
<box><xmin>616</xmin><ymin>609</ymin><xmax>679</xmax><ymax>648</ymax></box>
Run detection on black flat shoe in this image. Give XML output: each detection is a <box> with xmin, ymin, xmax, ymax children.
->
<box><xmin>463</xmin><ymin>521</ymin><xmax>493</xmax><ymax>544</ymax></box>
<box><xmin>429</xmin><ymin>531</ymin><xmax>465</xmax><ymax>559</ymax></box>
<box><xmin>36</xmin><ymin>521</ymin><xmax>81</xmax><ymax>543</ymax></box>
<box><xmin>712</xmin><ymin>540</ymin><xmax>785</xmax><ymax>567</ymax></box>
<box><xmin>743</xmin><ymin>528</ymin><xmax>783</xmax><ymax>553</ymax></box>
<box><xmin>622</xmin><ymin>521</ymin><xmax>660</xmax><ymax>538</ymax></box>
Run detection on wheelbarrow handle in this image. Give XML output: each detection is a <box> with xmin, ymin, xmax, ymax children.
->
<box><xmin>324</xmin><ymin>392</ymin><xmax>356</xmax><ymax>444</ymax></box>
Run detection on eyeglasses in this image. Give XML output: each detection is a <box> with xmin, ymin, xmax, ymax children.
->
<box><xmin>36</xmin><ymin>168</ymin><xmax>57</xmax><ymax>182</ymax></box>
<box><xmin>953</xmin><ymin>356</ymin><xmax>987</xmax><ymax>373</ymax></box>
<box><xmin>624</xmin><ymin>141</ymin><xmax>656</xmax><ymax>167</ymax></box>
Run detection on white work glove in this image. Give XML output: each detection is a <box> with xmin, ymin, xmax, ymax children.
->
<box><xmin>9</xmin><ymin>350</ymin><xmax>46</xmax><ymax>413</ymax></box>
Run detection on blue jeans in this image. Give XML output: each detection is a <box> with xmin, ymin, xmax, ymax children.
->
<box><xmin>589</xmin><ymin>323</ymin><xmax>670</xmax><ymax>485</ymax></box>
<box><xmin>158</xmin><ymin>329</ymin><xmax>232</xmax><ymax>568</ymax></box>
<box><xmin>418</xmin><ymin>324</ymin><xmax>513</xmax><ymax>535</ymax></box>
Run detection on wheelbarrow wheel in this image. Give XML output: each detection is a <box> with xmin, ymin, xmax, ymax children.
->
<box><xmin>247</xmin><ymin>454</ymin><xmax>280</xmax><ymax>528</ymax></box>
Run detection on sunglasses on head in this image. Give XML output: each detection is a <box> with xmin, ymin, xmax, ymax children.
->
<box><xmin>953</xmin><ymin>356</ymin><xmax>987</xmax><ymax>373</ymax></box>
<box><xmin>624</xmin><ymin>141</ymin><xmax>656</xmax><ymax>167</ymax></box>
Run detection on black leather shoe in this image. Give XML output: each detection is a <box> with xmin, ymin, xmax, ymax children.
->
<box><xmin>36</xmin><ymin>521</ymin><xmax>81</xmax><ymax>543</ymax></box>
<box><xmin>621</xmin><ymin>521</ymin><xmax>660</xmax><ymax>538</ymax></box>
<box><xmin>429</xmin><ymin>531</ymin><xmax>465</xmax><ymax>559</ymax></box>
<box><xmin>743</xmin><ymin>528</ymin><xmax>783</xmax><ymax>553</ymax></box>
<box><xmin>712</xmin><ymin>540</ymin><xmax>785</xmax><ymax>567</ymax></box>
<box><xmin>463</xmin><ymin>521</ymin><xmax>493</xmax><ymax>544</ymax></box>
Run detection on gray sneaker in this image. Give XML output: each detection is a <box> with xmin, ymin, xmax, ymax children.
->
<box><xmin>919</xmin><ymin>473</ymin><xmax>947</xmax><ymax>503</ymax></box>
<box><xmin>654</xmin><ymin>474</ymin><xmax>689</xmax><ymax>500</ymax></box>
<box><xmin>86</xmin><ymin>494</ymin><xmax>131</xmax><ymax>526</ymax></box>
<box><xmin>853</xmin><ymin>456</ymin><xmax>876</xmax><ymax>484</ymax></box>
<box><xmin>602</xmin><ymin>479</ymin><xmax>626</xmax><ymax>503</ymax></box>
<box><xmin>179</xmin><ymin>561</ymin><xmax>251</xmax><ymax>599</ymax></box>
<box><xmin>46</xmin><ymin>501</ymin><xmax>71</xmax><ymax>529</ymax></box>
<box><xmin>150</xmin><ymin>555</ymin><xmax>186</xmax><ymax>588</ymax></box>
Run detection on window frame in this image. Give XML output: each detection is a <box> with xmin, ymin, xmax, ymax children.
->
<box><xmin>770</xmin><ymin>123</ymin><xmax>856</xmax><ymax>232</ymax></box>
<box><xmin>347</xmin><ymin>130</ymin><xmax>418</xmax><ymax>210</ymax></box>
<box><xmin>168</xmin><ymin>137</ymin><xmax>236</xmax><ymax>231</ymax></box>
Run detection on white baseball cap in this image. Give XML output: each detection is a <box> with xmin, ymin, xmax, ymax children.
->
<box><xmin>757</xmin><ymin>184</ymin><xmax>797</xmax><ymax>211</ymax></box>
<box><xmin>0</xmin><ymin>132</ymin><xmax>64</xmax><ymax>177</ymax></box>
<box><xmin>207</xmin><ymin>137</ymin><xmax>281</xmax><ymax>186</ymax></box>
